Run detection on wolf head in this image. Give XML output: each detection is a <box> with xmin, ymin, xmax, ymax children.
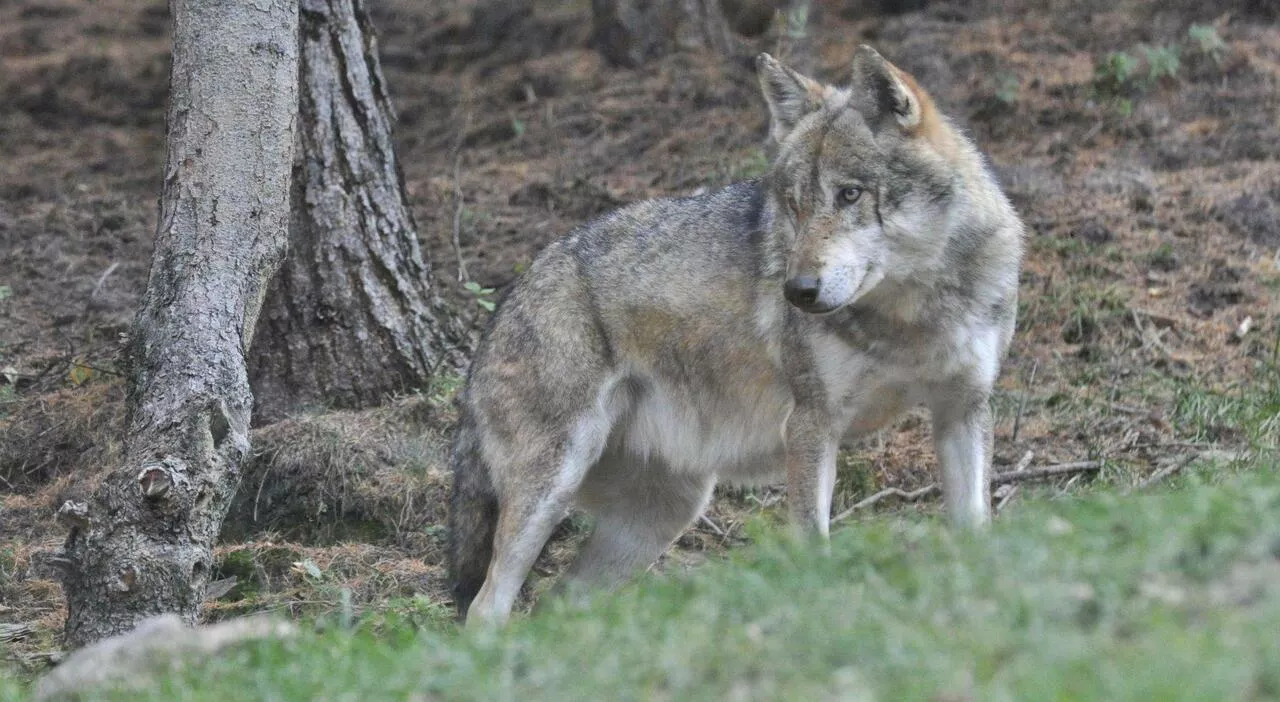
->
<box><xmin>757</xmin><ymin>47</ymin><xmax>981</xmax><ymax>315</ymax></box>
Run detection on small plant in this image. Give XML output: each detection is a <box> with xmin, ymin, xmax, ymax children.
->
<box><xmin>291</xmin><ymin>558</ymin><xmax>324</xmax><ymax>581</ymax></box>
<box><xmin>1147</xmin><ymin>242</ymin><xmax>1180</xmax><ymax>272</ymax></box>
<box><xmin>1188</xmin><ymin>23</ymin><xmax>1226</xmax><ymax>65</ymax></box>
<box><xmin>68</xmin><ymin>360</ymin><xmax>93</xmax><ymax>387</ymax></box>
<box><xmin>0</xmin><ymin>284</ymin><xmax>11</xmax><ymax>302</ymax></box>
<box><xmin>1062</xmin><ymin>305</ymin><xmax>1099</xmax><ymax>344</ymax></box>
<box><xmin>726</xmin><ymin>150</ymin><xmax>770</xmax><ymax>182</ymax></box>
<box><xmin>994</xmin><ymin>72</ymin><xmax>1020</xmax><ymax>106</ymax></box>
<box><xmin>0</xmin><ymin>546</ymin><xmax>15</xmax><ymax>587</ymax></box>
<box><xmin>785</xmin><ymin>1</ymin><xmax>809</xmax><ymax>41</ymax></box>
<box><xmin>458</xmin><ymin>207</ymin><xmax>493</xmax><ymax>230</ymax></box>
<box><xmin>1141</xmin><ymin>44</ymin><xmax>1181</xmax><ymax>85</ymax></box>
<box><xmin>424</xmin><ymin>372</ymin><xmax>464</xmax><ymax>408</ymax></box>
<box><xmin>463</xmin><ymin>280</ymin><xmax>497</xmax><ymax>312</ymax></box>
<box><xmin>1092</xmin><ymin>43</ymin><xmax>1181</xmax><ymax>115</ymax></box>
<box><xmin>0</xmin><ymin>383</ymin><xmax>17</xmax><ymax>421</ymax></box>
<box><xmin>1094</xmin><ymin>51</ymin><xmax>1139</xmax><ymax>98</ymax></box>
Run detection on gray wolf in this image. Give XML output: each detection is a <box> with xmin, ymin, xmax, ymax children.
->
<box><xmin>448</xmin><ymin>46</ymin><xmax>1025</xmax><ymax>625</ymax></box>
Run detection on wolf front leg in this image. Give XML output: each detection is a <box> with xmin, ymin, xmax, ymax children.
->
<box><xmin>784</xmin><ymin>406</ymin><xmax>839</xmax><ymax>537</ymax></box>
<box><xmin>930</xmin><ymin>388</ymin><xmax>994</xmax><ymax>527</ymax></box>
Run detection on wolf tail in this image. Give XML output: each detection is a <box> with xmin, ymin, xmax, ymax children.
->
<box><xmin>447</xmin><ymin>415</ymin><xmax>498</xmax><ymax>620</ymax></box>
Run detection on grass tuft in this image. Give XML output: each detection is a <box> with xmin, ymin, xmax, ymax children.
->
<box><xmin>7</xmin><ymin>469</ymin><xmax>1273</xmax><ymax>701</ymax></box>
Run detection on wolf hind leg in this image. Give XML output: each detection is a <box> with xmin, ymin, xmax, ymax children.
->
<box><xmin>559</xmin><ymin>455</ymin><xmax>715</xmax><ymax>598</ymax></box>
<box><xmin>465</xmin><ymin>416</ymin><xmax>615</xmax><ymax>628</ymax></box>
<box><xmin>447</xmin><ymin>414</ymin><xmax>499</xmax><ymax>621</ymax></box>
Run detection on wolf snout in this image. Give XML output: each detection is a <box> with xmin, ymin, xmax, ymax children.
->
<box><xmin>783</xmin><ymin>275</ymin><xmax>822</xmax><ymax>310</ymax></box>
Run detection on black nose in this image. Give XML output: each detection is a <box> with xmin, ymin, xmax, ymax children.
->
<box><xmin>784</xmin><ymin>275</ymin><xmax>821</xmax><ymax>309</ymax></box>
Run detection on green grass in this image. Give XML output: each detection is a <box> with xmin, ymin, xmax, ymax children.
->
<box><xmin>1172</xmin><ymin>365</ymin><xmax>1280</xmax><ymax>450</ymax></box>
<box><xmin>8</xmin><ymin>466</ymin><xmax>1279</xmax><ymax>701</ymax></box>
<box><xmin>1188</xmin><ymin>24</ymin><xmax>1227</xmax><ymax>66</ymax></box>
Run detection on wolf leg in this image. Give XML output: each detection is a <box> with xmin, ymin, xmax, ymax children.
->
<box><xmin>448</xmin><ymin>414</ymin><xmax>499</xmax><ymax>621</ymax></box>
<box><xmin>930</xmin><ymin>392</ymin><xmax>993</xmax><ymax>527</ymax></box>
<box><xmin>465</xmin><ymin>415</ymin><xmax>613</xmax><ymax>627</ymax></box>
<box><xmin>464</xmin><ymin>472</ymin><xmax>574</xmax><ymax>627</ymax></box>
<box><xmin>561</xmin><ymin>455</ymin><xmax>715</xmax><ymax>596</ymax></box>
<box><xmin>784</xmin><ymin>406</ymin><xmax>839</xmax><ymax>537</ymax></box>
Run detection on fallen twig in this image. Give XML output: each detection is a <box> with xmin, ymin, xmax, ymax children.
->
<box><xmin>996</xmin><ymin>450</ymin><xmax>1035</xmax><ymax>513</ymax></box>
<box><xmin>1130</xmin><ymin>308</ymin><xmax>1175</xmax><ymax>357</ymax></box>
<box><xmin>995</xmin><ymin>486</ymin><xmax>1017</xmax><ymax>513</ymax></box>
<box><xmin>1011</xmin><ymin>359</ymin><xmax>1038</xmax><ymax>444</ymax></box>
<box><xmin>832</xmin><ymin>460</ymin><xmax>1103</xmax><ymax>523</ymax></box>
<box><xmin>1122</xmin><ymin>440</ymin><xmax>1213</xmax><ymax>451</ymax></box>
<box><xmin>746</xmin><ymin>490</ymin><xmax>785</xmax><ymax>511</ymax></box>
<box><xmin>1134</xmin><ymin>454</ymin><xmax>1198</xmax><ymax>491</ymax></box>
<box><xmin>89</xmin><ymin>261</ymin><xmax>120</xmax><ymax>300</ymax></box>
<box><xmin>991</xmin><ymin>460</ymin><xmax>1102</xmax><ymax>486</ymax></box>
<box><xmin>1107</xmin><ymin>402</ymin><xmax>1147</xmax><ymax>415</ymax></box>
<box><xmin>1081</xmin><ymin>118</ymin><xmax>1105</xmax><ymax>143</ymax></box>
<box><xmin>1059</xmin><ymin>472</ymin><xmax>1085</xmax><ymax>495</ymax></box>
<box><xmin>1134</xmin><ymin>307</ymin><xmax>1177</xmax><ymax>326</ymax></box>
<box><xmin>0</xmin><ymin>622</ymin><xmax>34</xmax><ymax>644</ymax></box>
<box><xmin>698</xmin><ymin>514</ymin><xmax>726</xmax><ymax>537</ymax></box>
<box><xmin>832</xmin><ymin>485</ymin><xmax>940</xmax><ymax>523</ymax></box>
<box><xmin>450</xmin><ymin>100</ymin><xmax>472</xmax><ymax>284</ymax></box>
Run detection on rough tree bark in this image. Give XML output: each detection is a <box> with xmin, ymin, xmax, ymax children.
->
<box><xmin>248</xmin><ymin>0</ymin><xmax>467</xmax><ymax>424</ymax></box>
<box><xmin>592</xmin><ymin>0</ymin><xmax>737</xmax><ymax>67</ymax></box>
<box><xmin>55</xmin><ymin>0</ymin><xmax>298</xmax><ymax>648</ymax></box>
<box><xmin>721</xmin><ymin>0</ymin><xmax>781</xmax><ymax>37</ymax></box>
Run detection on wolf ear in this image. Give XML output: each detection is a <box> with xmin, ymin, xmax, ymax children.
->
<box><xmin>756</xmin><ymin>53</ymin><xmax>827</xmax><ymax>145</ymax></box>
<box><xmin>850</xmin><ymin>45</ymin><xmax>926</xmax><ymax>132</ymax></box>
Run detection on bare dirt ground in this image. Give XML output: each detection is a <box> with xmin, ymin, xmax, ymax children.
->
<box><xmin>2</xmin><ymin>0</ymin><xmax>1278</xmax><ymax>669</ymax></box>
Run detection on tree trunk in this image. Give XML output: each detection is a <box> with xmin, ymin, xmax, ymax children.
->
<box><xmin>56</xmin><ymin>0</ymin><xmax>298</xmax><ymax>648</ymax></box>
<box><xmin>592</xmin><ymin>0</ymin><xmax>737</xmax><ymax>67</ymax></box>
<box><xmin>247</xmin><ymin>0</ymin><xmax>467</xmax><ymax>424</ymax></box>
<box><xmin>721</xmin><ymin>0</ymin><xmax>781</xmax><ymax>37</ymax></box>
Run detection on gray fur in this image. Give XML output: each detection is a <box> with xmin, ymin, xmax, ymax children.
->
<box><xmin>448</xmin><ymin>46</ymin><xmax>1025</xmax><ymax>625</ymax></box>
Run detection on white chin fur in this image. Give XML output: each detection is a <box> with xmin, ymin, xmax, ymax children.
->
<box><xmin>815</xmin><ymin>265</ymin><xmax>882</xmax><ymax>313</ymax></box>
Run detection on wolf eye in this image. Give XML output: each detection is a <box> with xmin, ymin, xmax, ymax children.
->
<box><xmin>838</xmin><ymin>186</ymin><xmax>864</xmax><ymax>205</ymax></box>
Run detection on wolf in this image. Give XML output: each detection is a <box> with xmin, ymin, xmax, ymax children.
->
<box><xmin>448</xmin><ymin>46</ymin><xmax>1025</xmax><ymax>625</ymax></box>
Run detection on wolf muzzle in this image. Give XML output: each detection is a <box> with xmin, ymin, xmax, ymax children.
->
<box><xmin>784</xmin><ymin>274</ymin><xmax>829</xmax><ymax>313</ymax></box>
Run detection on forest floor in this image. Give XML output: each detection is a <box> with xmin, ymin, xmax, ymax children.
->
<box><xmin>2</xmin><ymin>0</ymin><xmax>1279</xmax><ymax>686</ymax></box>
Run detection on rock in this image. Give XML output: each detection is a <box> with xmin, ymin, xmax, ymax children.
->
<box><xmin>33</xmin><ymin>615</ymin><xmax>295</xmax><ymax>701</ymax></box>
